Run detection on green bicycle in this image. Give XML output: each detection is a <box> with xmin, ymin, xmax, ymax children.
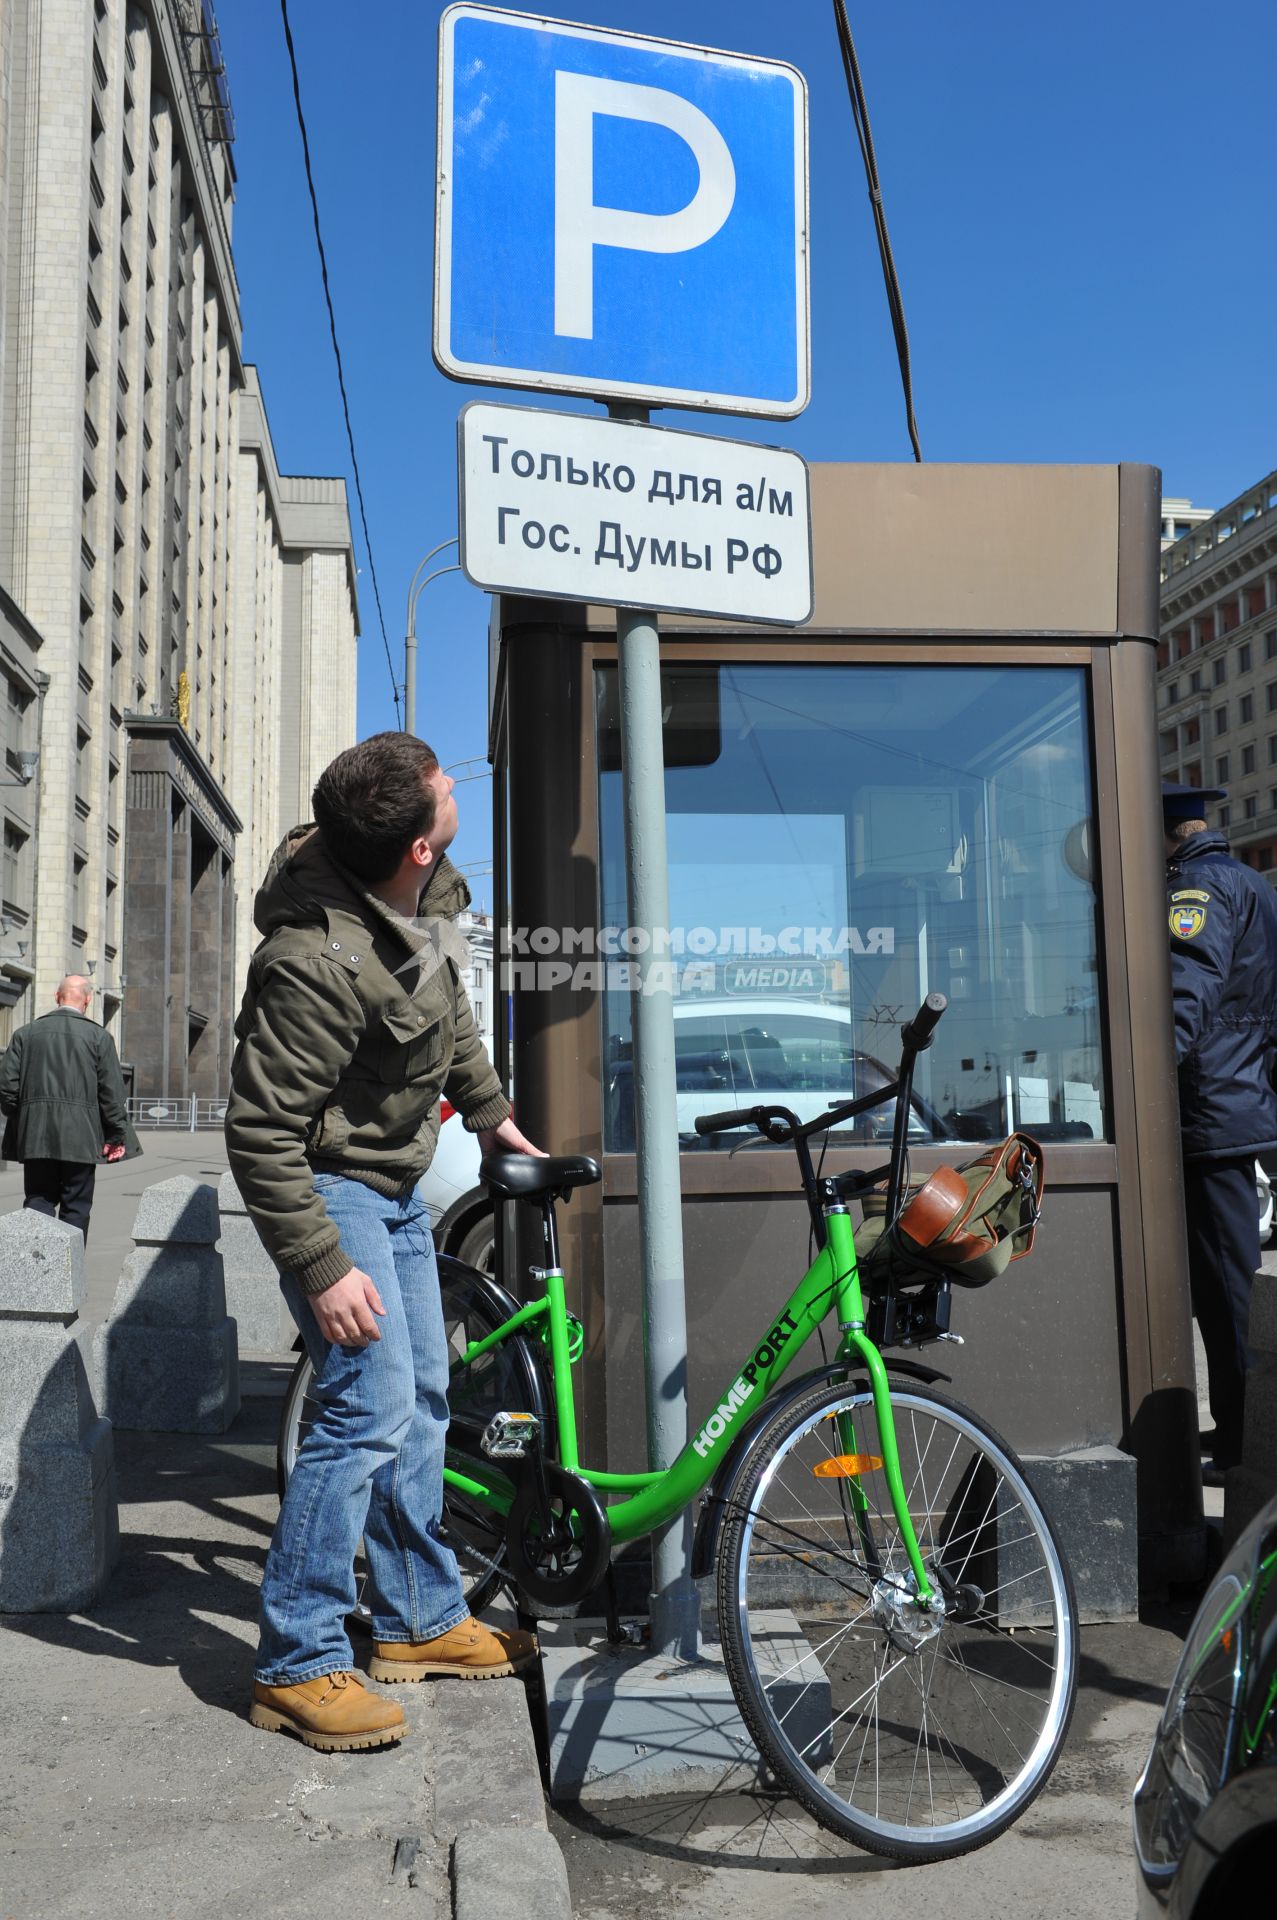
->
<box><xmin>279</xmin><ymin>994</ymin><xmax>1078</xmax><ymax>1861</ymax></box>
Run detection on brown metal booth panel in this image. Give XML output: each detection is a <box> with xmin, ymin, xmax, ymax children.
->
<box><xmin>491</xmin><ymin>461</ymin><xmax>1200</xmax><ymax>1581</ymax></box>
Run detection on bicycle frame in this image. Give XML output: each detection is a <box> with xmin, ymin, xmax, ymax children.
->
<box><xmin>444</xmin><ymin>1204</ymin><xmax>935</xmax><ymax>1603</ymax></box>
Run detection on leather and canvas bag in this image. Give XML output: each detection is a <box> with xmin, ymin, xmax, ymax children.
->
<box><xmin>854</xmin><ymin>1134</ymin><xmax>1045</xmax><ymax>1291</ymax></box>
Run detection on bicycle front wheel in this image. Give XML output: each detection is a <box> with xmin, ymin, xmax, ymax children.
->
<box><xmin>717</xmin><ymin>1379</ymin><xmax>1077</xmax><ymax>1861</ymax></box>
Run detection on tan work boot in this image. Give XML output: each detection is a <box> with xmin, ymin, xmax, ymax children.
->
<box><xmin>369</xmin><ymin>1616</ymin><xmax>539</xmax><ymax>1683</ymax></box>
<box><xmin>249</xmin><ymin>1669</ymin><xmax>407</xmax><ymax>1751</ymax></box>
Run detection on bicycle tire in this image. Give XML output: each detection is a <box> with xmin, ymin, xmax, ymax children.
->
<box><xmin>716</xmin><ymin>1378</ymin><xmax>1078</xmax><ymax>1861</ymax></box>
<box><xmin>275</xmin><ymin>1258</ymin><xmax>552</xmax><ymax>1615</ymax></box>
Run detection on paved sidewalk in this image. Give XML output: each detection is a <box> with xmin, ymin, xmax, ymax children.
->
<box><xmin>0</xmin><ymin>1131</ymin><xmax>233</xmax><ymax>1331</ymax></box>
<box><xmin>0</xmin><ymin>1366</ymin><xmax>570</xmax><ymax>1920</ymax></box>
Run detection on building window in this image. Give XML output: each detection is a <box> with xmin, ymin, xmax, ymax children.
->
<box><xmin>4</xmin><ymin>674</ymin><xmax>34</xmax><ymax>776</ymax></box>
<box><xmin>2</xmin><ymin>821</ymin><xmax>27</xmax><ymax>911</ymax></box>
<box><xmin>1217</xmin><ymin>755</ymin><xmax>1230</xmax><ymax>782</ymax></box>
<box><xmin>1220</xmin><ymin>804</ymin><xmax>1231</xmax><ymax>828</ymax></box>
<box><xmin>1167</xmin><ymin>680</ymin><xmax>1179</xmax><ymax>705</ymax></box>
<box><xmin>1160</xmin><ymin>728</ymin><xmax>1178</xmax><ymax>756</ymax></box>
<box><xmin>1245</xmin><ymin>796</ymin><xmax>1258</xmax><ymax>820</ymax></box>
<box><xmin>1215</xmin><ymin>706</ymin><xmax>1228</xmax><ymax>736</ymax></box>
<box><xmin>1241</xmin><ymin>695</ymin><xmax>1255</xmax><ymax>724</ymax></box>
<box><xmin>1243</xmin><ymin>745</ymin><xmax>1257</xmax><ymax>774</ymax></box>
<box><xmin>597</xmin><ymin>662</ymin><xmax>1109</xmax><ymax>1151</ymax></box>
<box><xmin>1267</xmin><ymin>630</ymin><xmax>1277</xmax><ymax>662</ymax></box>
<box><xmin>1214</xmin><ymin>659</ymin><xmax>1227</xmax><ymax>687</ymax></box>
<box><xmin>1189</xmin><ymin>670</ymin><xmax>1203</xmax><ymax>694</ymax></box>
<box><xmin>1184</xmin><ymin>717</ymin><xmax>1200</xmax><ymax>745</ymax></box>
<box><xmin>1267</xmin><ymin>683</ymin><xmax>1277</xmax><ymax>714</ymax></box>
<box><xmin>1184</xmin><ymin>761</ymin><xmax>1202</xmax><ymax>787</ymax></box>
<box><xmin>1269</xmin><ymin>736</ymin><xmax>1277</xmax><ymax>766</ymax></box>
<box><xmin>1259</xmin><ymin>847</ymin><xmax>1274</xmax><ymax>872</ymax></box>
<box><xmin>1238</xmin><ymin>642</ymin><xmax>1252</xmax><ymax>674</ymax></box>
<box><xmin>72</xmin><ymin>856</ymin><xmax>88</xmax><ymax>940</ymax></box>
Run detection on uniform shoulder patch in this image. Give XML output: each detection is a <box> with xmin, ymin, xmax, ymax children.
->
<box><xmin>1170</xmin><ymin>889</ymin><xmax>1211</xmax><ymax>903</ymax></box>
<box><xmin>1170</xmin><ymin>902</ymin><xmax>1208</xmax><ymax>940</ymax></box>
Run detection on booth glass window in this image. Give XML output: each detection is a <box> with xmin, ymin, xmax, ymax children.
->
<box><xmin>597</xmin><ymin>662</ymin><xmax>1106</xmax><ymax>1152</ymax></box>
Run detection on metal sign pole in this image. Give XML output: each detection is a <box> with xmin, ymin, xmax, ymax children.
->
<box><xmin>612</xmin><ymin>403</ymin><xmax>699</xmax><ymax>1661</ymax></box>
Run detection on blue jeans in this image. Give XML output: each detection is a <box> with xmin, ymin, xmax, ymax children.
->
<box><xmin>255</xmin><ymin>1173</ymin><xmax>470</xmax><ymax>1685</ymax></box>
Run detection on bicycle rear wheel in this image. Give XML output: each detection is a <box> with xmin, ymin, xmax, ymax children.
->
<box><xmin>717</xmin><ymin>1378</ymin><xmax>1077</xmax><ymax>1861</ymax></box>
<box><xmin>275</xmin><ymin>1257</ymin><xmax>550</xmax><ymax>1615</ymax></box>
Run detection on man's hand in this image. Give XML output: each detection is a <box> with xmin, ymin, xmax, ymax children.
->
<box><xmin>478</xmin><ymin>1115</ymin><xmax>547</xmax><ymax>1158</ymax></box>
<box><xmin>102</xmin><ymin>1143</ymin><xmax>126</xmax><ymax>1163</ymax></box>
<box><xmin>311</xmin><ymin>1268</ymin><xmax>387</xmax><ymax>1347</ymax></box>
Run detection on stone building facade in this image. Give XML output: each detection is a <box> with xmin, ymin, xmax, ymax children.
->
<box><xmin>0</xmin><ymin>1</ymin><xmax>359</xmax><ymax>1088</ymax></box>
<box><xmin>1158</xmin><ymin>471</ymin><xmax>1277</xmax><ymax>881</ymax></box>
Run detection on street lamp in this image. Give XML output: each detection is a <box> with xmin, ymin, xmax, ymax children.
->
<box><xmin>0</xmin><ymin>749</ymin><xmax>40</xmax><ymax>789</ymax></box>
<box><xmin>405</xmin><ymin>538</ymin><xmax>462</xmax><ymax>738</ymax></box>
<box><xmin>442</xmin><ymin>756</ymin><xmax>492</xmax><ymax>785</ymax></box>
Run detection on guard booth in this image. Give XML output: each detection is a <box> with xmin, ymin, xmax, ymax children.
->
<box><xmin>489</xmin><ymin>461</ymin><xmax>1203</xmax><ymax>1608</ymax></box>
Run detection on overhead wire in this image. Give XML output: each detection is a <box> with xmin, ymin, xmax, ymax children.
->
<box><xmin>278</xmin><ymin>0</ymin><xmax>403</xmax><ymax>725</ymax></box>
<box><xmin>831</xmin><ymin>2</ymin><xmax>923</xmax><ymax>462</ymax></box>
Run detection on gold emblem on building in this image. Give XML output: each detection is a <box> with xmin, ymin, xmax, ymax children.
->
<box><xmin>177</xmin><ymin>670</ymin><xmax>191</xmax><ymax>731</ymax></box>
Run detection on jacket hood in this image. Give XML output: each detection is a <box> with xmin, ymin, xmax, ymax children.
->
<box><xmin>254</xmin><ymin>825</ymin><xmax>473</xmax><ymax>945</ymax></box>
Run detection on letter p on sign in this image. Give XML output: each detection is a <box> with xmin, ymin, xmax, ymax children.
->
<box><xmin>553</xmin><ymin>74</ymin><xmax>736</xmax><ymax>340</ymax></box>
<box><xmin>436</xmin><ymin>6</ymin><xmax>810</xmax><ymax>418</ymax></box>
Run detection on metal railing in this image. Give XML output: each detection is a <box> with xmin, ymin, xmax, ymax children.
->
<box><xmin>127</xmin><ymin>1096</ymin><xmax>229</xmax><ymax>1131</ymax></box>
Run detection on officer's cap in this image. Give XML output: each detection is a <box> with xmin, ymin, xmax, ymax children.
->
<box><xmin>1162</xmin><ymin>781</ymin><xmax>1226</xmax><ymax>821</ymax></box>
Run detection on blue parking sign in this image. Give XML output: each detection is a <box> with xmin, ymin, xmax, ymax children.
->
<box><xmin>435</xmin><ymin>6</ymin><xmax>809</xmax><ymax>418</ymax></box>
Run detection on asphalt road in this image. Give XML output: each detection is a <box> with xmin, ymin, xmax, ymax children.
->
<box><xmin>547</xmin><ymin>1605</ymin><xmax>1192</xmax><ymax>1919</ymax></box>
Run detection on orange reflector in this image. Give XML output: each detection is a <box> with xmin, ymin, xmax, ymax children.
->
<box><xmin>813</xmin><ymin>1453</ymin><xmax>883</xmax><ymax>1479</ymax></box>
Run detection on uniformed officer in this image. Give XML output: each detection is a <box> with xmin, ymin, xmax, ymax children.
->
<box><xmin>1164</xmin><ymin>782</ymin><xmax>1277</xmax><ymax>1482</ymax></box>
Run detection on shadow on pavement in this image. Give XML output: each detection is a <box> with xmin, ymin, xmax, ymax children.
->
<box><xmin>2</xmin><ymin>1370</ymin><xmax>287</xmax><ymax>1723</ymax></box>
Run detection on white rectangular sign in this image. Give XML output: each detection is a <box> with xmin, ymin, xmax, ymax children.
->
<box><xmin>458</xmin><ymin>403</ymin><xmax>813</xmax><ymax>626</ymax></box>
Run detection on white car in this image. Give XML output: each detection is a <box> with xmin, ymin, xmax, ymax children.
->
<box><xmin>422</xmin><ymin>1099</ymin><xmax>493</xmax><ymax>1273</ymax></box>
<box><xmin>606</xmin><ymin>996</ymin><xmax>947</xmax><ymax>1148</ymax></box>
<box><xmin>1258</xmin><ymin>1160</ymin><xmax>1274</xmax><ymax>1246</ymax></box>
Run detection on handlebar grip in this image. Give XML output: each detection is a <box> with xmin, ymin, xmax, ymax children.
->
<box><xmin>694</xmin><ymin>1108</ymin><xmax>753</xmax><ymax>1136</ymax></box>
<box><xmin>901</xmin><ymin>991</ymin><xmax>948</xmax><ymax>1052</ymax></box>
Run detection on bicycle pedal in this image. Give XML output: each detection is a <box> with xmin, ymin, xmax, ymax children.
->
<box><xmin>481</xmin><ymin>1410</ymin><xmax>543</xmax><ymax>1459</ymax></box>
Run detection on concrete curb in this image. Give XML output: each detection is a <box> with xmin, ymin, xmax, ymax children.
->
<box><xmin>432</xmin><ymin>1670</ymin><xmax>572</xmax><ymax>1919</ymax></box>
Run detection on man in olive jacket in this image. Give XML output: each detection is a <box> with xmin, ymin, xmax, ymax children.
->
<box><xmin>227</xmin><ymin>732</ymin><xmax>541</xmax><ymax>1754</ymax></box>
<box><xmin>0</xmin><ymin>975</ymin><xmax>131</xmax><ymax>1239</ymax></box>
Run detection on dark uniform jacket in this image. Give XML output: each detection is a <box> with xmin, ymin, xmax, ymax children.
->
<box><xmin>0</xmin><ymin>1008</ymin><xmax>132</xmax><ymax>1165</ymax></box>
<box><xmin>224</xmin><ymin>827</ymin><xmax>510</xmax><ymax>1297</ymax></box>
<box><xmin>1167</xmin><ymin>830</ymin><xmax>1277</xmax><ymax>1161</ymax></box>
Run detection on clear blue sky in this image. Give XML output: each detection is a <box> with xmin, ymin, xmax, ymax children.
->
<box><xmin>217</xmin><ymin>1</ymin><xmax>1277</xmax><ymax>890</ymax></box>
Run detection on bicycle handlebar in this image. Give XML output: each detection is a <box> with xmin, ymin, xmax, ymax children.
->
<box><xmin>900</xmin><ymin>992</ymin><xmax>948</xmax><ymax>1054</ymax></box>
<box><xmin>694</xmin><ymin>1104</ymin><xmax>792</xmax><ymax>1140</ymax></box>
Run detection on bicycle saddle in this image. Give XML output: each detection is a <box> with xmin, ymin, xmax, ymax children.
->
<box><xmin>480</xmin><ymin>1152</ymin><xmax>602</xmax><ymax>1201</ymax></box>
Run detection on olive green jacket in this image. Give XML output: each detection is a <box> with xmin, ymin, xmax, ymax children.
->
<box><xmin>0</xmin><ymin>1007</ymin><xmax>134</xmax><ymax>1165</ymax></box>
<box><xmin>224</xmin><ymin>827</ymin><xmax>510</xmax><ymax>1295</ymax></box>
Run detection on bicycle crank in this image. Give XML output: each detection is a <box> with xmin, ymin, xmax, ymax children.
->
<box><xmin>505</xmin><ymin>1460</ymin><xmax>612</xmax><ymax>1608</ymax></box>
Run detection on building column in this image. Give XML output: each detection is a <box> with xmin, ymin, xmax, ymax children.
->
<box><xmin>167</xmin><ymin>801</ymin><xmax>191</xmax><ymax>1097</ymax></box>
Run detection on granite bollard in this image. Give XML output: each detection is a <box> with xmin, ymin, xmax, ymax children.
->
<box><xmin>216</xmin><ymin>1171</ymin><xmax>294</xmax><ymax>1353</ymax></box>
<box><xmin>0</xmin><ymin>1211</ymin><xmax>120</xmax><ymax>1611</ymax></box>
<box><xmin>94</xmin><ymin>1176</ymin><xmax>240</xmax><ymax>1432</ymax></box>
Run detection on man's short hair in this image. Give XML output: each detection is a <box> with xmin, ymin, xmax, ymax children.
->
<box><xmin>312</xmin><ymin>733</ymin><xmax>440</xmax><ymax>882</ymax></box>
<box><xmin>1167</xmin><ymin>816</ymin><xmax>1208</xmax><ymax>842</ymax></box>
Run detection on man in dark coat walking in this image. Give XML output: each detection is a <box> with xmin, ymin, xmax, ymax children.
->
<box><xmin>0</xmin><ymin>974</ymin><xmax>133</xmax><ymax>1239</ymax></box>
<box><xmin>1164</xmin><ymin>784</ymin><xmax>1277</xmax><ymax>1481</ymax></box>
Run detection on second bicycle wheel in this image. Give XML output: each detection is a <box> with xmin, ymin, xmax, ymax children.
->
<box><xmin>716</xmin><ymin>1378</ymin><xmax>1077</xmax><ymax>1861</ymax></box>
